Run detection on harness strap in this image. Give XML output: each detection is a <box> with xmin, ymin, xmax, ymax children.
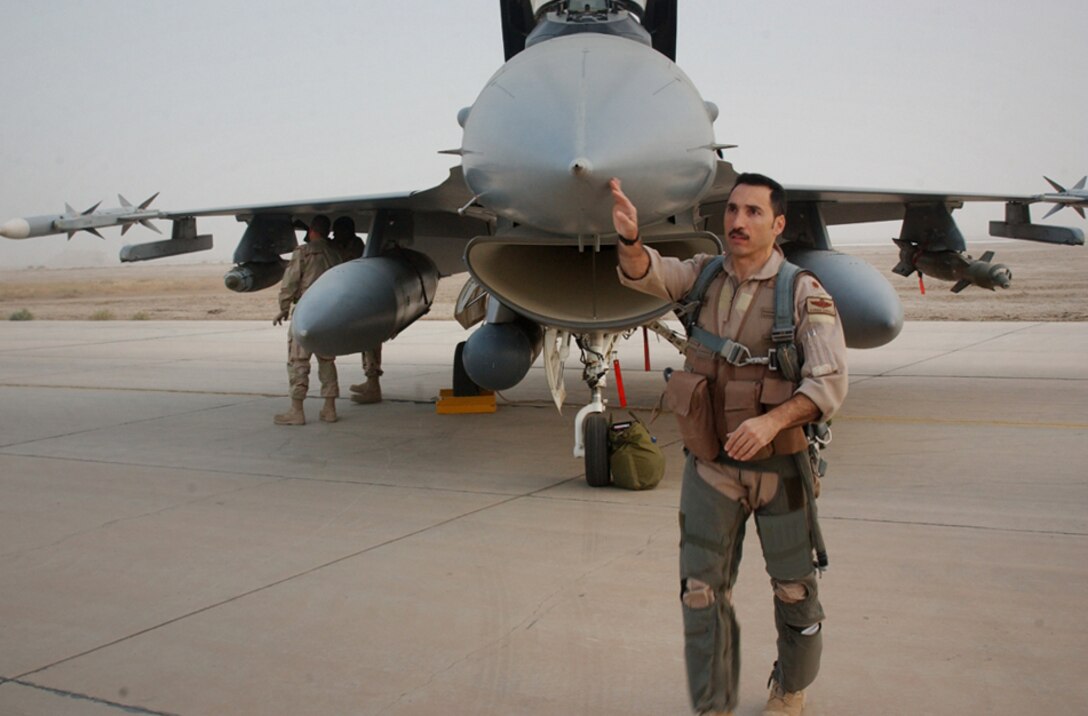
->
<box><xmin>773</xmin><ymin>261</ymin><xmax>801</xmax><ymax>345</ymax></box>
<box><xmin>678</xmin><ymin>255</ymin><xmax>725</xmax><ymax>334</ymax></box>
<box><xmin>714</xmin><ymin>451</ymin><xmax>800</xmax><ymax>477</ymax></box>
<box><xmin>679</xmin><ymin>257</ymin><xmax>805</xmax><ymax>375</ymax></box>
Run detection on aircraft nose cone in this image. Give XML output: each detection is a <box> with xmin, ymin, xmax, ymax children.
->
<box><xmin>461</xmin><ymin>34</ymin><xmax>717</xmax><ymax>236</ymax></box>
<box><xmin>569</xmin><ymin>157</ymin><xmax>593</xmax><ymax>178</ymax></box>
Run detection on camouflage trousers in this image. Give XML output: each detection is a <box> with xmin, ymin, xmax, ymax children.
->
<box><xmin>362</xmin><ymin>344</ymin><xmax>383</xmax><ymax>378</ymax></box>
<box><xmin>678</xmin><ymin>453</ymin><xmax>825</xmax><ymax>714</ymax></box>
<box><xmin>287</xmin><ymin>333</ymin><xmax>339</xmax><ymax>401</ymax></box>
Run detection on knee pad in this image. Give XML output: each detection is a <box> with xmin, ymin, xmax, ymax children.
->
<box><xmin>772</xmin><ymin>575</ymin><xmax>825</xmax><ymax>628</ymax></box>
<box><xmin>681</xmin><ymin>578</ymin><xmax>716</xmax><ymax>609</ymax></box>
<box><xmin>772</xmin><ymin>579</ymin><xmax>808</xmax><ymax>604</ymax></box>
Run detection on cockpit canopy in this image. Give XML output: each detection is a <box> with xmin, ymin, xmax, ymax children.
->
<box><xmin>531</xmin><ymin>1</ymin><xmax>646</xmax><ymax>19</ymax></box>
<box><xmin>526</xmin><ymin>3</ymin><xmax>652</xmax><ymax>51</ymax></box>
<box><xmin>502</xmin><ymin>0</ymin><xmax>674</xmax><ymax>62</ymax></box>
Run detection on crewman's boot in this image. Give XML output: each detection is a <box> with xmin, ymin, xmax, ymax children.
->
<box><xmin>274</xmin><ymin>399</ymin><xmax>306</xmax><ymax>426</ymax></box>
<box><xmin>762</xmin><ymin>678</ymin><xmax>805</xmax><ymax>716</ymax></box>
<box><xmin>350</xmin><ymin>378</ymin><xmax>382</xmax><ymax>404</ymax></box>
<box><xmin>319</xmin><ymin>397</ymin><xmax>338</xmax><ymax>423</ymax></box>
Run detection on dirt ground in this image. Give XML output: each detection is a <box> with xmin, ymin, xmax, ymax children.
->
<box><xmin>1</xmin><ymin>243</ymin><xmax>1086</xmax><ymax>322</ymax></box>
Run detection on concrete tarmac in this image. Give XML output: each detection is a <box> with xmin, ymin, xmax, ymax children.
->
<box><xmin>0</xmin><ymin>320</ymin><xmax>1085</xmax><ymax>716</ymax></box>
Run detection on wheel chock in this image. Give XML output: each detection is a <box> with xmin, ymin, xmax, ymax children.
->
<box><xmin>435</xmin><ymin>388</ymin><xmax>496</xmax><ymax>414</ymax></box>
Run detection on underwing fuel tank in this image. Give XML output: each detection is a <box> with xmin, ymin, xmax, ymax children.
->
<box><xmin>290</xmin><ymin>250</ymin><xmax>438</xmax><ymax>356</ymax></box>
<box><xmin>462</xmin><ymin>320</ymin><xmax>543</xmax><ymax>391</ymax></box>
<box><xmin>783</xmin><ymin>245</ymin><xmax>904</xmax><ymax>349</ymax></box>
<box><xmin>459</xmin><ymin>31</ymin><xmax>719</xmax><ymax>236</ymax></box>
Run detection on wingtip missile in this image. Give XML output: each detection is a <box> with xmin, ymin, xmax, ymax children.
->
<box><xmin>1038</xmin><ymin>175</ymin><xmax>1088</xmax><ymax>220</ymax></box>
<box><xmin>1</xmin><ymin>193</ymin><xmax>165</xmax><ymax>240</ymax></box>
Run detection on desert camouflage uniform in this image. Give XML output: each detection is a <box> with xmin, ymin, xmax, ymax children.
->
<box><xmin>279</xmin><ymin>238</ymin><xmax>342</xmax><ymax>400</ymax></box>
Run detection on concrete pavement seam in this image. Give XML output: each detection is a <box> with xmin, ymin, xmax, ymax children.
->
<box><xmin>0</xmin><ymin>677</ymin><xmax>179</xmax><ymax>716</ymax></box>
<box><xmin>824</xmin><ymin>514</ymin><xmax>1088</xmax><ymax>537</ymax></box>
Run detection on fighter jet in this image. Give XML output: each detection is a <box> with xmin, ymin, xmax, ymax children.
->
<box><xmin>2</xmin><ymin>0</ymin><xmax>1084</xmax><ymax>485</ymax></box>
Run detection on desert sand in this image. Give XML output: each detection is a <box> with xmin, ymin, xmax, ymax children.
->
<box><xmin>1</xmin><ymin>242</ymin><xmax>1086</xmax><ymax>322</ymax></box>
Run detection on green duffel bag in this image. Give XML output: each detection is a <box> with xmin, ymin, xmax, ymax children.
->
<box><xmin>608</xmin><ymin>414</ymin><xmax>666</xmax><ymax>490</ymax></box>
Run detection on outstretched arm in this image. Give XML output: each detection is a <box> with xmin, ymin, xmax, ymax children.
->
<box><xmin>611</xmin><ymin>178</ymin><xmax>650</xmax><ymax>280</ymax></box>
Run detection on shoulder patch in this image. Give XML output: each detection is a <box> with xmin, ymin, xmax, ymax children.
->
<box><xmin>806</xmin><ymin>295</ymin><xmax>836</xmax><ymax>317</ymax></box>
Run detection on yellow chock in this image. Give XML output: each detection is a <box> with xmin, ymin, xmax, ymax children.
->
<box><xmin>435</xmin><ymin>389</ymin><xmax>496</xmax><ymax>415</ymax></box>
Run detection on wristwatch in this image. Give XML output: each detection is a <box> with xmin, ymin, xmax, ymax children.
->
<box><xmin>618</xmin><ymin>233</ymin><xmax>639</xmax><ymax>246</ymax></box>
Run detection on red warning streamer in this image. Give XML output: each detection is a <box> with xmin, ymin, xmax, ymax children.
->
<box><xmin>613</xmin><ymin>358</ymin><xmax>627</xmax><ymax>407</ymax></box>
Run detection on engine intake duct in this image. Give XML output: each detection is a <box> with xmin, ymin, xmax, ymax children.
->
<box><xmin>464</xmin><ymin>232</ymin><xmax>720</xmax><ymax>331</ymax></box>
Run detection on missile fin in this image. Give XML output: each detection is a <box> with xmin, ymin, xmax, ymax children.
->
<box><xmin>82</xmin><ymin>201</ymin><xmax>102</xmax><ymax>215</ymax></box>
<box><xmin>121</xmin><ymin>222</ymin><xmax>132</xmax><ymax>236</ymax></box>
<box><xmin>119</xmin><ymin>194</ymin><xmax>132</xmax><ymax>208</ymax></box>
<box><xmin>950</xmin><ymin>279</ymin><xmax>971</xmax><ymax>293</ymax></box>
<box><xmin>85</xmin><ymin>228</ymin><xmax>104</xmax><ymax>239</ymax></box>
<box><xmin>66</xmin><ymin>231</ymin><xmax>75</xmax><ymax>240</ymax></box>
<box><xmin>891</xmin><ymin>260</ymin><xmax>915</xmax><ymax>277</ymax></box>
<box><xmin>1043</xmin><ymin>203</ymin><xmax>1063</xmax><ymax>219</ymax></box>
<box><xmin>979</xmin><ymin>250</ymin><xmax>995</xmax><ymax>263</ymax></box>
<box><xmin>1076</xmin><ymin>206</ymin><xmax>1086</xmax><ymax>220</ymax></box>
<box><xmin>140</xmin><ymin>219</ymin><xmax>162</xmax><ymax>234</ymax></box>
<box><xmin>139</xmin><ymin>192</ymin><xmax>160</xmax><ymax>210</ymax></box>
<box><xmin>1044</xmin><ymin>176</ymin><xmax>1066</xmax><ymax>193</ymax></box>
<box><xmin>1073</xmin><ymin>176</ymin><xmax>1087</xmax><ymax>191</ymax></box>
<box><xmin>65</xmin><ymin>203</ymin><xmax>76</xmax><ymax>216</ymax></box>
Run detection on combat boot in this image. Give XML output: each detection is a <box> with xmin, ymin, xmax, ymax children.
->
<box><xmin>350</xmin><ymin>378</ymin><xmax>382</xmax><ymax>404</ymax></box>
<box><xmin>274</xmin><ymin>399</ymin><xmax>305</xmax><ymax>426</ymax></box>
<box><xmin>762</xmin><ymin>678</ymin><xmax>805</xmax><ymax>716</ymax></box>
<box><xmin>319</xmin><ymin>397</ymin><xmax>338</xmax><ymax>423</ymax></box>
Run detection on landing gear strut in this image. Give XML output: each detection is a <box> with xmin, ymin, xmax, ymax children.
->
<box><xmin>571</xmin><ymin>331</ymin><xmax>617</xmax><ymax>487</ymax></box>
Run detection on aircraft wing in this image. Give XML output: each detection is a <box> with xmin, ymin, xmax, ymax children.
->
<box><xmin>0</xmin><ymin>167</ymin><xmax>494</xmax><ymax>277</ymax></box>
<box><xmin>697</xmin><ymin>160</ymin><xmax>1086</xmax><ymax>249</ymax></box>
<box><xmin>160</xmin><ymin>167</ymin><xmax>475</xmax><ymax>222</ymax></box>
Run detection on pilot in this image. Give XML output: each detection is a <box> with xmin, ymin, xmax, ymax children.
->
<box><xmin>272</xmin><ymin>214</ymin><xmax>343</xmax><ymax>425</ymax></box>
<box><xmin>330</xmin><ymin>216</ymin><xmax>384</xmax><ymax>405</ymax></box>
<box><xmin>611</xmin><ymin>175</ymin><xmax>848</xmax><ymax>716</ymax></box>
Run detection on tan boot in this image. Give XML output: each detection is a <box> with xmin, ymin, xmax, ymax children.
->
<box><xmin>274</xmin><ymin>399</ymin><xmax>305</xmax><ymax>426</ymax></box>
<box><xmin>762</xmin><ymin>679</ymin><xmax>805</xmax><ymax>716</ymax></box>
<box><xmin>319</xmin><ymin>397</ymin><xmax>338</xmax><ymax>423</ymax></box>
<box><xmin>350</xmin><ymin>378</ymin><xmax>381</xmax><ymax>404</ymax></box>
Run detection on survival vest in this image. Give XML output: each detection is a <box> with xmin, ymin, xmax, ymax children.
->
<box><xmin>665</xmin><ymin>255</ymin><xmax>831</xmax><ymax>570</ymax></box>
<box><xmin>665</xmin><ymin>256</ymin><xmax>810</xmax><ymax>464</ymax></box>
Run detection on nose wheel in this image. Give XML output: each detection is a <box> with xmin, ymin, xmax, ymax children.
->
<box><xmin>570</xmin><ymin>331</ymin><xmax>617</xmax><ymax>487</ymax></box>
<box><xmin>583</xmin><ymin>412</ymin><xmax>610</xmax><ymax>487</ymax></box>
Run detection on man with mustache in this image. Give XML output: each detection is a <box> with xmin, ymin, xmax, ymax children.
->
<box><xmin>612</xmin><ymin>174</ymin><xmax>848</xmax><ymax>716</ymax></box>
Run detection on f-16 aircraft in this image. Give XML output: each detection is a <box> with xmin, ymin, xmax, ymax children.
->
<box><xmin>2</xmin><ymin>0</ymin><xmax>1085</xmax><ymax>485</ymax></box>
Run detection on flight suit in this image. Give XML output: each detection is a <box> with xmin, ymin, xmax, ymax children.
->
<box><xmin>278</xmin><ymin>238</ymin><xmax>343</xmax><ymax>401</ymax></box>
<box><xmin>618</xmin><ymin>244</ymin><xmax>848</xmax><ymax>714</ymax></box>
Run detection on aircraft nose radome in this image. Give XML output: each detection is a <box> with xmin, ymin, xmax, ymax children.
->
<box><xmin>569</xmin><ymin>157</ymin><xmax>593</xmax><ymax>177</ymax></box>
<box><xmin>0</xmin><ymin>218</ymin><xmax>31</xmax><ymax>239</ymax></box>
<box><xmin>460</xmin><ymin>33</ymin><xmax>716</xmax><ymax>236</ymax></box>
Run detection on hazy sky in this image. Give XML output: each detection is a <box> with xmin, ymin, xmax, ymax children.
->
<box><xmin>1</xmin><ymin>0</ymin><xmax>1085</xmax><ymax>268</ymax></box>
